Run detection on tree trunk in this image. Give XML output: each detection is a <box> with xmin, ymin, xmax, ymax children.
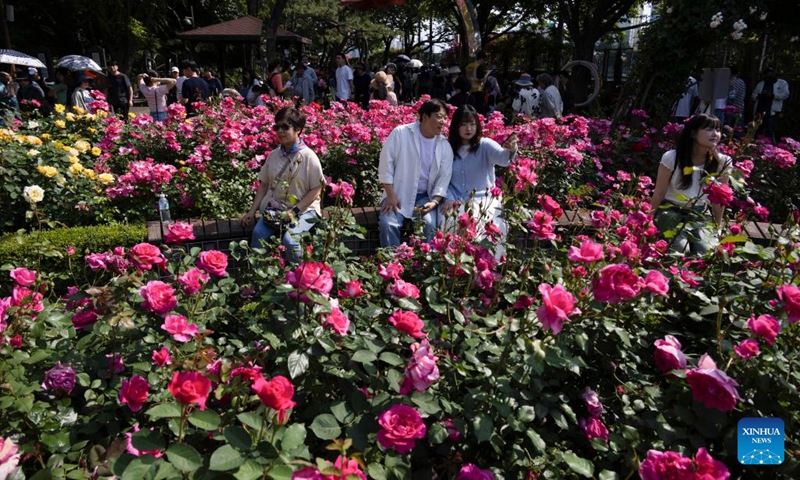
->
<box><xmin>261</xmin><ymin>0</ymin><xmax>289</xmax><ymax>78</ymax></box>
<box><xmin>571</xmin><ymin>37</ymin><xmax>596</xmax><ymax>113</ymax></box>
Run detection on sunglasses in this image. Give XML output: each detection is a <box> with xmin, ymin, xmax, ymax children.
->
<box><xmin>273</xmin><ymin>124</ymin><xmax>293</xmax><ymax>132</ymax></box>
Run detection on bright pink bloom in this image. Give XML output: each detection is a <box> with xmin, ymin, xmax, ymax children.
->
<box><xmin>399</xmin><ymin>339</ymin><xmax>439</xmax><ymax>394</ymax></box>
<box><xmin>286</xmin><ymin>261</ymin><xmax>335</xmax><ymax>301</ymax></box>
<box><xmin>324</xmin><ymin>304</ymin><xmax>350</xmax><ymax>335</ymax></box>
<box><xmin>583</xmin><ymin>388</ymin><xmax>603</xmax><ymax>418</ymax></box>
<box><xmin>746</xmin><ymin>314</ymin><xmax>781</xmax><ymax>346</ymax></box>
<box><xmin>379</xmin><ymin>262</ymin><xmax>404</xmax><ymax>280</ymax></box>
<box><xmin>593</xmin><ymin>264</ymin><xmax>642</xmax><ymax>304</ymax></box>
<box><xmin>638</xmin><ymin>450</ymin><xmax>694</xmax><ymax>480</ymax></box>
<box><xmin>386</xmin><ymin>279</ymin><xmax>420</xmax><ymax>300</ymax></box>
<box><xmin>644</xmin><ymin>270</ymin><xmax>670</xmax><ymax>296</ymax></box>
<box><xmin>567</xmin><ymin>240</ymin><xmax>604</xmax><ymax>263</ymax></box>
<box><xmin>161</xmin><ymin>314</ymin><xmax>199</xmax><ymax>342</ymax></box>
<box><xmin>334</xmin><ymin>455</ymin><xmax>366</xmax><ymax>479</ymax></box>
<box><xmin>178</xmin><ymin>268</ymin><xmax>210</xmax><ymax>295</ymax></box>
<box><xmin>704</xmin><ymin>182</ymin><xmax>734</xmax><ymax>206</ymax></box>
<box><xmin>119</xmin><ymin>375</ymin><xmax>150</xmax><ymax>412</ymax></box>
<box><xmin>9</xmin><ymin>267</ymin><xmax>36</xmax><ymax>287</ymax></box>
<box><xmin>535</xmin><ymin>283</ymin><xmax>580</xmax><ymax>335</ymax></box>
<box><xmin>164</xmin><ymin>222</ymin><xmax>196</xmax><ymax>243</ymax></box>
<box><xmin>168</xmin><ymin>371</ymin><xmax>211</xmax><ymax>410</ymax></box>
<box><xmin>776</xmin><ymin>284</ymin><xmax>800</xmax><ymax>323</ymax></box>
<box><xmin>152</xmin><ymin>347</ymin><xmax>172</xmax><ymax>366</ymax></box>
<box><xmin>442</xmin><ymin>418</ymin><xmax>461</xmax><ymax>441</ymax></box>
<box><xmin>377</xmin><ymin>404</ymin><xmax>427</xmax><ymax>454</ymax></box>
<box><xmin>197</xmin><ymin>250</ymin><xmax>228</xmax><ymax>277</ymax></box>
<box><xmin>252</xmin><ymin>374</ymin><xmax>296</xmax><ymax>424</ymax></box>
<box><xmin>328</xmin><ymin>181</ymin><xmax>355</xmax><ymax>205</ymax></box>
<box><xmin>579</xmin><ymin>417</ymin><xmax>609</xmax><ymax>443</ymax></box>
<box><xmin>653</xmin><ymin>335</ymin><xmax>686</xmax><ymax>373</ymax></box>
<box><xmin>538</xmin><ymin>194</ymin><xmax>563</xmax><ymax>218</ymax></box>
<box><xmin>527</xmin><ymin>210</ymin><xmax>557</xmax><ymax>240</ymax></box>
<box><xmin>456</xmin><ymin>463</ymin><xmax>495</xmax><ymax>480</ymax></box>
<box><xmin>129</xmin><ymin>243</ymin><xmax>166</xmax><ymax>271</ymax></box>
<box><xmin>291</xmin><ymin>467</ymin><xmax>324</xmax><ymax>480</ymax></box>
<box><xmin>734</xmin><ymin>339</ymin><xmax>760</xmax><ymax>359</ymax></box>
<box><xmin>388</xmin><ymin>310</ymin><xmax>426</xmax><ymax>338</ymax></box>
<box><xmin>11</xmin><ymin>285</ymin><xmax>43</xmax><ymax>313</ymax></box>
<box><xmin>685</xmin><ymin>354</ymin><xmax>740</xmax><ymax>412</ymax></box>
<box><xmin>692</xmin><ymin>447</ymin><xmax>731</xmax><ymax>479</ymax></box>
<box><xmin>139</xmin><ymin>281</ymin><xmax>177</xmax><ymax>316</ymax></box>
<box><xmin>338</xmin><ymin>280</ymin><xmax>367</xmax><ymax>298</ymax></box>
<box><xmin>85</xmin><ymin>252</ymin><xmax>111</xmax><ymax>271</ymax></box>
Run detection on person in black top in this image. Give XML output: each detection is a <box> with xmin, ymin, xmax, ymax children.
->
<box><xmin>353</xmin><ymin>63</ymin><xmax>371</xmax><ymax>109</ymax></box>
<box><xmin>179</xmin><ymin>59</ymin><xmax>210</xmax><ymax>115</ymax></box>
<box><xmin>204</xmin><ymin>69</ymin><xmax>223</xmax><ymax>97</ymax></box>
<box><xmin>106</xmin><ymin>60</ymin><xmax>133</xmax><ymax>122</ymax></box>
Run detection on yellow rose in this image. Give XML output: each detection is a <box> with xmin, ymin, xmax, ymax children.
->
<box><xmin>26</xmin><ymin>136</ymin><xmax>42</xmax><ymax>145</ymax></box>
<box><xmin>68</xmin><ymin>156</ymin><xmax>79</xmax><ymax>164</ymax></box>
<box><xmin>88</xmin><ymin>128</ymin><xmax>97</xmax><ymax>134</ymax></box>
<box><xmin>68</xmin><ymin>148</ymin><xmax>79</xmax><ymax>157</ymax></box>
<box><xmin>82</xmin><ymin>169</ymin><xmax>97</xmax><ymax>180</ymax></box>
<box><xmin>40</xmin><ymin>133</ymin><xmax>50</xmax><ymax>140</ymax></box>
<box><xmin>91</xmin><ymin>147</ymin><xmax>101</xmax><ymax>156</ymax></box>
<box><xmin>96</xmin><ymin>111</ymin><xmax>107</xmax><ymax>119</ymax></box>
<box><xmin>54</xmin><ymin>104</ymin><xmax>65</xmax><ymax>114</ymax></box>
<box><xmin>128</xmin><ymin>112</ymin><xmax>135</xmax><ymax>119</ymax></box>
<box><xmin>98</xmin><ymin>173</ymin><xmax>115</xmax><ymax>184</ymax></box>
<box><xmin>69</xmin><ymin>163</ymin><xmax>84</xmax><ymax>175</ymax></box>
<box><xmin>55</xmin><ymin>120</ymin><xmax>66</xmax><ymax>129</ymax></box>
<box><xmin>37</xmin><ymin>165</ymin><xmax>58</xmax><ymax>178</ymax></box>
<box><xmin>27</xmin><ymin>149</ymin><xmax>40</xmax><ymax>157</ymax></box>
<box><xmin>74</xmin><ymin>140</ymin><xmax>90</xmax><ymax>153</ymax></box>
<box><xmin>56</xmin><ymin>176</ymin><xmax>66</xmax><ymax>185</ymax></box>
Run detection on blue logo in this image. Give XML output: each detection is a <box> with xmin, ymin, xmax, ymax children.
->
<box><xmin>738</xmin><ymin>417</ymin><xmax>784</xmax><ymax>465</ymax></box>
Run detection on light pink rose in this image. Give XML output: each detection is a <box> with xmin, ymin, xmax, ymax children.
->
<box><xmin>593</xmin><ymin>263</ymin><xmax>642</xmax><ymax>304</ymax></box>
<box><xmin>139</xmin><ymin>281</ymin><xmax>177</xmax><ymax>316</ymax></box>
<box><xmin>746</xmin><ymin>314</ymin><xmax>781</xmax><ymax>346</ymax></box>
<box><xmin>161</xmin><ymin>314</ymin><xmax>199</xmax><ymax>342</ymax></box>
<box><xmin>644</xmin><ymin>270</ymin><xmax>670</xmax><ymax>296</ymax></box>
<box><xmin>686</xmin><ymin>354</ymin><xmax>741</xmax><ymax>412</ymax></box>
<box><xmin>535</xmin><ymin>283</ymin><xmax>580</xmax><ymax>335</ymax></box>
<box><xmin>197</xmin><ymin>250</ymin><xmax>228</xmax><ymax>277</ymax></box>
<box><xmin>10</xmin><ymin>267</ymin><xmax>36</xmax><ymax>286</ymax></box>
<box><xmin>129</xmin><ymin>243</ymin><xmax>166</xmax><ymax>271</ymax></box>
<box><xmin>776</xmin><ymin>284</ymin><xmax>800</xmax><ymax>323</ymax></box>
<box><xmin>399</xmin><ymin>339</ymin><xmax>439</xmax><ymax>394</ymax></box>
<box><xmin>0</xmin><ymin>436</ymin><xmax>21</xmax><ymax>480</ymax></box>
<box><xmin>386</xmin><ymin>279</ymin><xmax>420</xmax><ymax>300</ymax></box>
<box><xmin>178</xmin><ymin>268</ymin><xmax>210</xmax><ymax>295</ymax></box>
<box><xmin>583</xmin><ymin>388</ymin><xmax>603</xmax><ymax>418</ymax></box>
<box><xmin>379</xmin><ymin>262</ymin><xmax>404</xmax><ymax>280</ymax></box>
<box><xmin>119</xmin><ymin>375</ymin><xmax>149</xmax><ymax>412</ymax></box>
<box><xmin>734</xmin><ymin>339</ymin><xmax>760</xmax><ymax>359</ymax></box>
<box><xmin>567</xmin><ymin>240</ymin><xmax>604</xmax><ymax>263</ymax></box>
<box><xmin>388</xmin><ymin>310</ymin><xmax>426</xmax><ymax>338</ymax></box>
<box><xmin>163</xmin><ymin>222</ymin><xmax>196</xmax><ymax>244</ymax></box>
<box><xmin>457</xmin><ymin>463</ymin><xmax>495</xmax><ymax>480</ymax></box>
<box><xmin>653</xmin><ymin>335</ymin><xmax>686</xmax><ymax>373</ymax></box>
<box><xmin>377</xmin><ymin>404</ymin><xmax>427</xmax><ymax>454</ymax></box>
<box><xmin>579</xmin><ymin>417</ymin><xmax>609</xmax><ymax>443</ymax></box>
<box><xmin>324</xmin><ymin>305</ymin><xmax>350</xmax><ymax>335</ymax></box>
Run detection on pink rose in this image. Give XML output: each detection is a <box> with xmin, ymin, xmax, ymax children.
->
<box><xmin>653</xmin><ymin>335</ymin><xmax>686</xmax><ymax>373</ymax></box>
<box><xmin>583</xmin><ymin>388</ymin><xmax>603</xmax><ymax>418</ymax></box>
<box><xmin>692</xmin><ymin>447</ymin><xmax>731</xmax><ymax>479</ymax></box>
<box><xmin>338</xmin><ymin>280</ymin><xmax>367</xmax><ymax>299</ymax></box>
<box><xmin>119</xmin><ymin>375</ymin><xmax>149</xmax><ymax>412</ymax></box>
<box><xmin>10</xmin><ymin>267</ymin><xmax>36</xmax><ymax>287</ymax></box>
<box><xmin>746</xmin><ymin>314</ymin><xmax>781</xmax><ymax>346</ymax></box>
<box><xmin>638</xmin><ymin>450</ymin><xmax>693</xmax><ymax>480</ymax></box>
<box><xmin>129</xmin><ymin>243</ymin><xmax>166</xmax><ymax>271</ymax></box>
<box><xmin>644</xmin><ymin>270</ymin><xmax>669</xmax><ymax>296</ymax></box>
<box><xmin>538</xmin><ymin>194</ymin><xmax>563</xmax><ymax>218</ymax></box>
<box><xmin>197</xmin><ymin>250</ymin><xmax>228</xmax><ymax>277</ymax></box>
<box><xmin>379</xmin><ymin>262</ymin><xmax>404</xmax><ymax>280</ymax></box>
<box><xmin>252</xmin><ymin>374</ymin><xmax>296</xmax><ymax>423</ymax></box>
<box><xmin>85</xmin><ymin>252</ymin><xmax>111</xmax><ymax>271</ymax></box>
<box><xmin>164</xmin><ymin>222</ymin><xmax>196</xmax><ymax>244</ymax></box>
<box><xmin>535</xmin><ymin>283</ymin><xmax>580</xmax><ymax>335</ymax></box>
<box><xmin>286</xmin><ymin>261</ymin><xmax>335</xmax><ymax>301</ymax></box>
<box><xmin>161</xmin><ymin>314</ymin><xmax>200</xmax><ymax>342</ymax></box>
<box><xmin>291</xmin><ymin>467</ymin><xmax>324</xmax><ymax>480</ymax></box>
<box><xmin>686</xmin><ymin>354</ymin><xmax>741</xmax><ymax>412</ymax></box>
<box><xmin>442</xmin><ymin>418</ymin><xmax>461</xmax><ymax>441</ymax></box>
<box><xmin>334</xmin><ymin>455</ymin><xmax>366</xmax><ymax>480</ymax></box>
<box><xmin>11</xmin><ymin>285</ymin><xmax>44</xmax><ymax>313</ymax></box>
<box><xmin>527</xmin><ymin>210</ymin><xmax>557</xmax><ymax>240</ymax></box>
<box><xmin>386</xmin><ymin>279</ymin><xmax>420</xmax><ymax>300</ymax></box>
<box><xmin>139</xmin><ymin>281</ymin><xmax>177</xmax><ymax>316</ymax></box>
<box><xmin>324</xmin><ymin>304</ymin><xmax>350</xmax><ymax>335</ymax></box>
<box><xmin>168</xmin><ymin>371</ymin><xmax>211</xmax><ymax>410</ymax></box>
<box><xmin>377</xmin><ymin>404</ymin><xmax>427</xmax><ymax>454</ymax></box>
<box><xmin>152</xmin><ymin>347</ymin><xmax>172</xmax><ymax>366</ymax></box>
<box><xmin>567</xmin><ymin>240</ymin><xmax>604</xmax><ymax>263</ymax></box>
<box><xmin>579</xmin><ymin>417</ymin><xmax>609</xmax><ymax>443</ymax></box>
<box><xmin>328</xmin><ymin>181</ymin><xmax>355</xmax><ymax>205</ymax></box>
<box><xmin>703</xmin><ymin>182</ymin><xmax>734</xmax><ymax>206</ymax></box>
<box><xmin>734</xmin><ymin>339</ymin><xmax>760</xmax><ymax>359</ymax></box>
<box><xmin>457</xmin><ymin>463</ymin><xmax>495</xmax><ymax>480</ymax></box>
<box><xmin>388</xmin><ymin>310</ymin><xmax>426</xmax><ymax>338</ymax></box>
<box><xmin>178</xmin><ymin>268</ymin><xmax>210</xmax><ymax>295</ymax></box>
<box><xmin>593</xmin><ymin>264</ymin><xmax>642</xmax><ymax>304</ymax></box>
<box><xmin>0</xmin><ymin>436</ymin><xmax>21</xmax><ymax>480</ymax></box>
<box><xmin>776</xmin><ymin>284</ymin><xmax>800</xmax><ymax>323</ymax></box>
<box><xmin>399</xmin><ymin>339</ymin><xmax>440</xmax><ymax>394</ymax></box>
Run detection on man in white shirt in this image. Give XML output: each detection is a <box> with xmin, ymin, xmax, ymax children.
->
<box><xmin>378</xmin><ymin>99</ymin><xmax>454</xmax><ymax>247</ymax></box>
<box><xmin>334</xmin><ymin>53</ymin><xmax>354</xmax><ymax>102</ymax></box>
<box><xmin>673</xmin><ymin>76</ymin><xmax>697</xmax><ymax>123</ymax></box>
<box><xmin>537</xmin><ymin>73</ymin><xmax>563</xmax><ymax>118</ymax></box>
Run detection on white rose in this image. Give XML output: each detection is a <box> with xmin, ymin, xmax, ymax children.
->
<box><xmin>23</xmin><ymin>185</ymin><xmax>45</xmax><ymax>204</ymax></box>
<box><xmin>27</xmin><ymin>149</ymin><xmax>40</xmax><ymax>157</ymax></box>
<box><xmin>760</xmin><ymin>13</ymin><xmax>767</xmax><ymax>21</ymax></box>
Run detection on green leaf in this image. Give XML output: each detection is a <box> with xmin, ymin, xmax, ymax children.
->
<box><xmin>233</xmin><ymin>459</ymin><xmax>262</xmax><ymax>480</ymax></box>
<box><xmin>145</xmin><ymin>402</ymin><xmax>182</xmax><ymax>419</ymax></box>
<box><xmin>121</xmin><ymin>455</ymin><xmax>158</xmax><ymax>480</ymax></box>
<box><xmin>130</xmin><ymin>429</ymin><xmax>164</xmax><ymax>453</ymax></box>
<box><xmin>309</xmin><ymin>413</ymin><xmax>341</xmax><ymax>440</ymax></box>
<box><xmin>280</xmin><ymin>423</ymin><xmax>307</xmax><ymax>452</ymax></box>
<box><xmin>720</xmin><ymin>235</ymin><xmax>747</xmax><ymax>244</ymax></box>
<box><xmin>471</xmin><ymin>413</ymin><xmax>493</xmax><ymax>443</ymax></box>
<box><xmin>378</xmin><ymin>352</ymin><xmax>404</xmax><ymax>366</ymax></box>
<box><xmin>238</xmin><ymin>412</ymin><xmax>265</xmax><ymax>432</ymax></box>
<box><xmin>352</xmin><ymin>350</ymin><xmax>377</xmax><ymax>364</ymax></box>
<box><xmin>428</xmin><ymin>421</ymin><xmax>449</xmax><ymax>444</ymax></box>
<box><xmin>368</xmin><ymin>463</ymin><xmax>388</xmax><ymax>480</ymax></box>
<box><xmin>189</xmin><ymin>409</ymin><xmax>221</xmax><ymax>431</ymax></box>
<box><xmin>287</xmin><ymin>350</ymin><xmax>309</xmax><ymax>379</ymax></box>
<box><xmin>225</xmin><ymin>425</ymin><xmax>253</xmax><ymax>451</ymax></box>
<box><xmin>599</xmin><ymin>469</ymin><xmax>619</xmax><ymax>480</ymax></box>
<box><xmin>526</xmin><ymin>429</ymin><xmax>546</xmax><ymax>453</ymax></box>
<box><xmin>563</xmin><ymin>453</ymin><xmax>594</xmax><ymax>478</ymax></box>
<box><xmin>165</xmin><ymin>444</ymin><xmax>203</xmax><ymax>472</ymax></box>
<box><xmin>267</xmin><ymin>464</ymin><xmax>294</xmax><ymax>480</ymax></box>
<box><xmin>209</xmin><ymin>445</ymin><xmax>246</xmax><ymax>472</ymax></box>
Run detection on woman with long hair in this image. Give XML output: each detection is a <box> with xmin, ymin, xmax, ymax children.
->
<box><xmin>650</xmin><ymin>113</ymin><xmax>733</xmax><ymax>254</ymax></box>
<box><xmin>137</xmin><ymin>70</ymin><xmax>176</xmax><ymax>122</ymax></box>
<box><xmin>440</xmin><ymin>105</ymin><xmax>517</xmax><ymax>254</ymax></box>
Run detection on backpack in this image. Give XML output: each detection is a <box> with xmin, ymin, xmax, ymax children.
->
<box><xmin>267</xmin><ymin>73</ymin><xmax>280</xmax><ymax>96</ymax></box>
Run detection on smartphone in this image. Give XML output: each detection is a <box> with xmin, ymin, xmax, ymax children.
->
<box><xmin>503</xmin><ymin>131</ymin><xmax>518</xmax><ymax>144</ymax></box>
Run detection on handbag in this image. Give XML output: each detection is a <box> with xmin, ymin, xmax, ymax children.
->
<box><xmin>258</xmin><ymin>157</ymin><xmax>293</xmax><ymax>230</ymax></box>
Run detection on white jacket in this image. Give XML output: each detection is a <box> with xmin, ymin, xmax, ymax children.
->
<box><xmin>751</xmin><ymin>78</ymin><xmax>790</xmax><ymax>115</ymax></box>
<box><xmin>378</xmin><ymin>122</ymin><xmax>454</xmax><ymax>218</ymax></box>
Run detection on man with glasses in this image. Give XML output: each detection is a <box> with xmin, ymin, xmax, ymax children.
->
<box><xmin>378</xmin><ymin>99</ymin><xmax>453</xmax><ymax>247</ymax></box>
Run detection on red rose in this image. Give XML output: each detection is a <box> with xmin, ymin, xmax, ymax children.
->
<box><xmin>168</xmin><ymin>371</ymin><xmax>211</xmax><ymax>410</ymax></box>
<box><xmin>119</xmin><ymin>375</ymin><xmax>149</xmax><ymax>412</ymax></box>
<box><xmin>252</xmin><ymin>375</ymin><xmax>296</xmax><ymax>423</ymax></box>
<box><xmin>388</xmin><ymin>310</ymin><xmax>426</xmax><ymax>338</ymax></box>
<box><xmin>197</xmin><ymin>250</ymin><xmax>228</xmax><ymax>277</ymax></box>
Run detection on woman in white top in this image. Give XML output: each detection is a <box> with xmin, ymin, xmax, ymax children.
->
<box><xmin>137</xmin><ymin>70</ymin><xmax>176</xmax><ymax>122</ymax></box>
<box><xmin>650</xmin><ymin>113</ymin><xmax>733</xmax><ymax>254</ymax></box>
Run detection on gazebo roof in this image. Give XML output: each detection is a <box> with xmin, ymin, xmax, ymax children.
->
<box><xmin>176</xmin><ymin>15</ymin><xmax>311</xmax><ymax>44</ymax></box>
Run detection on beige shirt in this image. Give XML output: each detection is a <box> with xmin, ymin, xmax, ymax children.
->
<box><xmin>258</xmin><ymin>146</ymin><xmax>324</xmax><ymax>215</ymax></box>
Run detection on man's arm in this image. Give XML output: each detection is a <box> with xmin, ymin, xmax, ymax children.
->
<box><xmin>378</xmin><ymin>130</ymin><xmax>399</xmax><ymax>213</ymax></box>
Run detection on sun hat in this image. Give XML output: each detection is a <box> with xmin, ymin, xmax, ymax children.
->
<box><xmin>370</xmin><ymin>71</ymin><xmax>391</xmax><ymax>90</ymax></box>
<box><xmin>514</xmin><ymin>73</ymin><xmax>534</xmax><ymax>87</ymax></box>
<box><xmin>28</xmin><ymin>67</ymin><xmax>38</xmax><ymax>76</ymax></box>
<box><xmin>170</xmin><ymin>66</ymin><xmax>179</xmax><ymax>73</ymax></box>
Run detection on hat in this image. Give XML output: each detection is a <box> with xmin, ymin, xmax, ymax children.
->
<box><xmin>14</xmin><ymin>70</ymin><xmax>30</xmax><ymax>81</ymax></box>
<box><xmin>28</xmin><ymin>67</ymin><xmax>38</xmax><ymax>76</ymax></box>
<box><xmin>514</xmin><ymin>73</ymin><xmax>534</xmax><ymax>87</ymax></box>
<box><xmin>447</xmin><ymin>65</ymin><xmax>461</xmax><ymax>75</ymax></box>
<box><xmin>385</xmin><ymin>62</ymin><xmax>396</xmax><ymax>71</ymax></box>
<box><xmin>170</xmin><ymin>66</ymin><xmax>179</xmax><ymax>73</ymax></box>
<box><xmin>370</xmin><ymin>71</ymin><xmax>391</xmax><ymax>90</ymax></box>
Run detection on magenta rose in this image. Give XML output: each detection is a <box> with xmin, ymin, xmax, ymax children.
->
<box><xmin>567</xmin><ymin>239</ymin><xmax>604</xmax><ymax>263</ymax></box>
<box><xmin>252</xmin><ymin>374</ymin><xmax>296</xmax><ymax>423</ymax></box>
<box><xmin>538</xmin><ymin>194</ymin><xmax>563</xmax><ymax>218</ymax></box>
<box><xmin>527</xmin><ymin>210</ymin><xmax>557</xmax><ymax>240</ymax></box>
<box><xmin>377</xmin><ymin>404</ymin><xmax>427</xmax><ymax>454</ymax></box>
<box><xmin>379</xmin><ymin>262</ymin><xmax>404</xmax><ymax>280</ymax></box>
<box><xmin>734</xmin><ymin>339</ymin><xmax>760</xmax><ymax>359</ymax></box>
<box><xmin>71</xmin><ymin>309</ymin><xmax>99</xmax><ymax>330</ymax></box>
<box><xmin>776</xmin><ymin>284</ymin><xmax>800</xmax><ymax>323</ymax></box>
<box><xmin>85</xmin><ymin>252</ymin><xmax>111</xmax><ymax>271</ymax></box>
<box><xmin>692</xmin><ymin>447</ymin><xmax>730</xmax><ymax>479</ymax></box>
<box><xmin>583</xmin><ymin>388</ymin><xmax>604</xmax><ymax>418</ymax></box>
<box><xmin>42</xmin><ymin>361</ymin><xmax>76</xmax><ymax>394</ymax></box>
<box><xmin>152</xmin><ymin>347</ymin><xmax>172</xmax><ymax>366</ymax></box>
<box><xmin>161</xmin><ymin>314</ymin><xmax>199</xmax><ymax>342</ymax></box>
<box><xmin>535</xmin><ymin>283</ymin><xmax>580</xmax><ymax>335</ymax></box>
<box><xmin>168</xmin><ymin>371</ymin><xmax>211</xmax><ymax>410</ymax></box>
<box><xmin>328</xmin><ymin>181</ymin><xmax>356</xmax><ymax>205</ymax></box>
<box><xmin>746</xmin><ymin>313</ymin><xmax>781</xmax><ymax>346</ymax></box>
<box><xmin>579</xmin><ymin>417</ymin><xmax>609</xmax><ymax>443</ymax></box>
<box><xmin>386</xmin><ymin>279</ymin><xmax>420</xmax><ymax>300</ymax></box>
<box><xmin>456</xmin><ymin>463</ymin><xmax>495</xmax><ymax>480</ymax></box>
<box><xmin>197</xmin><ymin>250</ymin><xmax>228</xmax><ymax>277</ymax></box>
<box><xmin>638</xmin><ymin>450</ymin><xmax>694</xmax><ymax>480</ymax></box>
<box><xmin>178</xmin><ymin>268</ymin><xmax>210</xmax><ymax>295</ymax></box>
<box><xmin>324</xmin><ymin>304</ymin><xmax>350</xmax><ymax>335</ymax></box>
<box><xmin>653</xmin><ymin>335</ymin><xmax>687</xmax><ymax>373</ymax></box>
<box><xmin>129</xmin><ymin>243</ymin><xmax>166</xmax><ymax>271</ymax></box>
<box><xmin>119</xmin><ymin>375</ymin><xmax>149</xmax><ymax>412</ymax></box>
<box><xmin>399</xmin><ymin>339</ymin><xmax>440</xmax><ymax>394</ymax></box>
<box><xmin>338</xmin><ymin>280</ymin><xmax>367</xmax><ymax>299</ymax></box>
<box><xmin>163</xmin><ymin>222</ymin><xmax>196</xmax><ymax>244</ymax></box>
<box><xmin>11</xmin><ymin>286</ymin><xmax>44</xmax><ymax>313</ymax></box>
<box><xmin>334</xmin><ymin>455</ymin><xmax>366</xmax><ymax>480</ymax></box>
<box><xmin>291</xmin><ymin>467</ymin><xmax>323</xmax><ymax>480</ymax></box>
<box><xmin>388</xmin><ymin>310</ymin><xmax>426</xmax><ymax>338</ymax></box>
<box><xmin>643</xmin><ymin>270</ymin><xmax>670</xmax><ymax>297</ymax></box>
<box><xmin>286</xmin><ymin>261</ymin><xmax>335</xmax><ymax>300</ymax></box>
<box><xmin>593</xmin><ymin>263</ymin><xmax>642</xmax><ymax>304</ymax></box>
<box><xmin>685</xmin><ymin>354</ymin><xmax>741</xmax><ymax>412</ymax></box>
<box><xmin>139</xmin><ymin>281</ymin><xmax>177</xmax><ymax>316</ymax></box>
<box><xmin>703</xmin><ymin>182</ymin><xmax>734</xmax><ymax>206</ymax></box>
<box><xmin>10</xmin><ymin>267</ymin><xmax>36</xmax><ymax>287</ymax></box>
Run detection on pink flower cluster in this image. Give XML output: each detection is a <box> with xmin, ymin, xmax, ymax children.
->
<box><xmin>639</xmin><ymin>448</ymin><xmax>729</xmax><ymax>480</ymax></box>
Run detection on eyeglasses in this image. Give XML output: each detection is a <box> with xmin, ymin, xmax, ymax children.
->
<box><xmin>273</xmin><ymin>124</ymin><xmax>292</xmax><ymax>132</ymax></box>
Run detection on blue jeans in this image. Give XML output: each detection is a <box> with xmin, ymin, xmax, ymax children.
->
<box><xmin>379</xmin><ymin>193</ymin><xmax>438</xmax><ymax>248</ymax></box>
<box><xmin>151</xmin><ymin>111</ymin><xmax>167</xmax><ymax>122</ymax></box>
<box><xmin>250</xmin><ymin>210</ymin><xmax>318</xmax><ymax>263</ymax></box>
